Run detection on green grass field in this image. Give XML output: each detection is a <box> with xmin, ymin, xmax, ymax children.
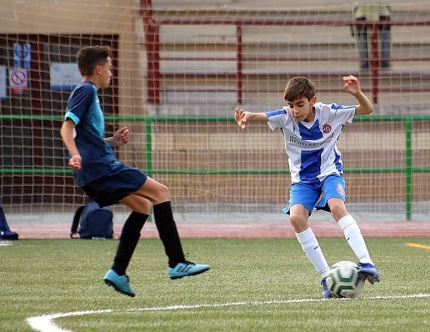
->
<box><xmin>1</xmin><ymin>237</ymin><xmax>430</xmax><ymax>332</ymax></box>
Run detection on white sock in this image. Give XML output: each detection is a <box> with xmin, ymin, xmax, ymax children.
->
<box><xmin>338</xmin><ymin>215</ymin><xmax>374</xmax><ymax>265</ymax></box>
<box><xmin>296</xmin><ymin>228</ymin><xmax>330</xmax><ymax>277</ymax></box>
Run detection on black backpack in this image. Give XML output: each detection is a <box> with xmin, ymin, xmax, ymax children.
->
<box><xmin>70</xmin><ymin>202</ymin><xmax>114</xmax><ymax>239</ymax></box>
<box><xmin>0</xmin><ymin>205</ymin><xmax>19</xmax><ymax>240</ymax></box>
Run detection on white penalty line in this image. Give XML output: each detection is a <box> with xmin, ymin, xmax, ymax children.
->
<box><xmin>27</xmin><ymin>293</ymin><xmax>430</xmax><ymax>332</ymax></box>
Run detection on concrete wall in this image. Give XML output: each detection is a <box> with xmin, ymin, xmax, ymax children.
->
<box><xmin>0</xmin><ymin>0</ymin><xmax>148</xmax><ymax>117</ymax></box>
<box><xmin>0</xmin><ymin>0</ymin><xmax>150</xmax><ymax>165</ymax></box>
<box><xmin>152</xmin><ymin>0</ymin><xmax>430</xmax><ymax>10</ymax></box>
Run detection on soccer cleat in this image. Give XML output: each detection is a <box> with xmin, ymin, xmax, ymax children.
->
<box><xmin>357</xmin><ymin>262</ymin><xmax>380</xmax><ymax>284</ymax></box>
<box><xmin>168</xmin><ymin>261</ymin><xmax>210</xmax><ymax>280</ymax></box>
<box><xmin>103</xmin><ymin>269</ymin><xmax>135</xmax><ymax>297</ymax></box>
<box><xmin>321</xmin><ymin>277</ymin><xmax>333</xmax><ymax>298</ymax></box>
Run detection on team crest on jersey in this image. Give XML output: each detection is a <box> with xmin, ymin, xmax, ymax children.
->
<box><xmin>336</xmin><ymin>184</ymin><xmax>344</xmax><ymax>196</ymax></box>
<box><xmin>321</xmin><ymin>123</ymin><xmax>332</xmax><ymax>134</ymax></box>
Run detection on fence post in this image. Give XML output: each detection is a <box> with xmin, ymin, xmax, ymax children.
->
<box><xmin>145</xmin><ymin>118</ymin><xmax>153</xmax><ymax>178</ymax></box>
<box><xmin>405</xmin><ymin>118</ymin><xmax>412</xmax><ymax>220</ymax></box>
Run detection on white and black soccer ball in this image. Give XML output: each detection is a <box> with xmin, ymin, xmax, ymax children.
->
<box><xmin>326</xmin><ymin>261</ymin><xmax>365</xmax><ymax>298</ymax></box>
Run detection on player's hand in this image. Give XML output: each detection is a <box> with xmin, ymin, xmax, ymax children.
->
<box><xmin>235</xmin><ymin>108</ymin><xmax>247</xmax><ymax>129</ymax></box>
<box><xmin>69</xmin><ymin>154</ymin><xmax>82</xmax><ymax>170</ymax></box>
<box><xmin>113</xmin><ymin>127</ymin><xmax>130</xmax><ymax>146</ymax></box>
<box><xmin>343</xmin><ymin>75</ymin><xmax>361</xmax><ymax>95</ymax></box>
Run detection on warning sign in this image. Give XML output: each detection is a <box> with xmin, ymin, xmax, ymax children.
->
<box><xmin>10</xmin><ymin>67</ymin><xmax>28</xmax><ymax>94</ymax></box>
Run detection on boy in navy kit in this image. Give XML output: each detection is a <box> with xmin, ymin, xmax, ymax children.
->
<box><xmin>60</xmin><ymin>45</ymin><xmax>209</xmax><ymax>297</ymax></box>
<box><xmin>235</xmin><ymin>75</ymin><xmax>379</xmax><ymax>298</ymax></box>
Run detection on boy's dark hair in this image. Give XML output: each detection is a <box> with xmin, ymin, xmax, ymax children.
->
<box><xmin>77</xmin><ymin>45</ymin><xmax>111</xmax><ymax>76</ymax></box>
<box><xmin>284</xmin><ymin>77</ymin><xmax>316</xmax><ymax>102</ymax></box>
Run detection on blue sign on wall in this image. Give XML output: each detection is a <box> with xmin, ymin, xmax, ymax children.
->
<box><xmin>13</xmin><ymin>42</ymin><xmax>31</xmax><ymax>69</ymax></box>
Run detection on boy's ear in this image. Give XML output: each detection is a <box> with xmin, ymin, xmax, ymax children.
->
<box><xmin>310</xmin><ymin>95</ymin><xmax>317</xmax><ymax>105</ymax></box>
<box><xmin>94</xmin><ymin>65</ymin><xmax>102</xmax><ymax>75</ymax></box>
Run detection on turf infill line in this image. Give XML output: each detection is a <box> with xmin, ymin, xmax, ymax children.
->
<box><xmin>27</xmin><ymin>293</ymin><xmax>430</xmax><ymax>332</ymax></box>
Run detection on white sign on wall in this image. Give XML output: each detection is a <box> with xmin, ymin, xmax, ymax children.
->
<box><xmin>9</xmin><ymin>67</ymin><xmax>28</xmax><ymax>94</ymax></box>
<box><xmin>0</xmin><ymin>66</ymin><xmax>6</xmax><ymax>100</ymax></box>
<box><xmin>50</xmin><ymin>63</ymin><xmax>82</xmax><ymax>91</ymax></box>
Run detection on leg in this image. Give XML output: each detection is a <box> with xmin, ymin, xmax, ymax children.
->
<box><xmin>286</xmin><ymin>183</ymin><xmax>332</xmax><ymax>298</ymax></box>
<box><xmin>103</xmin><ymin>195</ymin><xmax>151</xmax><ymax>297</ymax></box>
<box><xmin>323</xmin><ymin>175</ymin><xmax>380</xmax><ymax>284</ymax></box>
<box><xmin>115</xmin><ymin>195</ymin><xmax>152</xmax><ymax>275</ymax></box>
<box><xmin>134</xmin><ymin>177</ymin><xmax>210</xmax><ymax>279</ymax></box>
<box><xmin>135</xmin><ymin>177</ymin><xmax>185</xmax><ymax>265</ymax></box>
<box><xmin>328</xmin><ymin>197</ymin><xmax>374</xmax><ymax>265</ymax></box>
<box><xmin>83</xmin><ymin>166</ymin><xmax>205</xmax><ymax>296</ymax></box>
<box><xmin>380</xmin><ymin>16</ymin><xmax>391</xmax><ymax>68</ymax></box>
<box><xmin>323</xmin><ymin>176</ymin><xmax>371</xmax><ymax>262</ymax></box>
<box><xmin>355</xmin><ymin>20</ymin><xmax>369</xmax><ymax>70</ymax></box>
<box><xmin>290</xmin><ymin>205</ymin><xmax>332</xmax><ymax>298</ymax></box>
<box><xmin>290</xmin><ymin>204</ymin><xmax>331</xmax><ymax>277</ymax></box>
<box><xmin>329</xmin><ymin>198</ymin><xmax>380</xmax><ymax>284</ymax></box>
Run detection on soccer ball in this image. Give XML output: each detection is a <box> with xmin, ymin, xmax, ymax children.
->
<box><xmin>325</xmin><ymin>261</ymin><xmax>365</xmax><ymax>298</ymax></box>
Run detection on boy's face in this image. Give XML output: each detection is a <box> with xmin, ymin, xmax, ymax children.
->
<box><xmin>96</xmin><ymin>57</ymin><xmax>112</xmax><ymax>89</ymax></box>
<box><xmin>287</xmin><ymin>95</ymin><xmax>316</xmax><ymax>122</ymax></box>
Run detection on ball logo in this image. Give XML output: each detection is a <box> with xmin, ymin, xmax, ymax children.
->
<box><xmin>336</xmin><ymin>184</ymin><xmax>344</xmax><ymax>196</ymax></box>
<box><xmin>321</xmin><ymin>123</ymin><xmax>332</xmax><ymax>134</ymax></box>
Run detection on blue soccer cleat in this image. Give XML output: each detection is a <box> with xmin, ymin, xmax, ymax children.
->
<box><xmin>103</xmin><ymin>269</ymin><xmax>135</xmax><ymax>297</ymax></box>
<box><xmin>321</xmin><ymin>277</ymin><xmax>333</xmax><ymax>299</ymax></box>
<box><xmin>357</xmin><ymin>262</ymin><xmax>380</xmax><ymax>284</ymax></box>
<box><xmin>168</xmin><ymin>261</ymin><xmax>210</xmax><ymax>280</ymax></box>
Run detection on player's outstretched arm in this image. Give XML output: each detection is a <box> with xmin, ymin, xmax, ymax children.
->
<box><xmin>235</xmin><ymin>108</ymin><xmax>269</xmax><ymax>130</ymax></box>
<box><xmin>342</xmin><ymin>75</ymin><xmax>373</xmax><ymax>116</ymax></box>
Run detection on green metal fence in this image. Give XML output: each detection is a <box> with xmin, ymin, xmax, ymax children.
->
<box><xmin>0</xmin><ymin>114</ymin><xmax>429</xmax><ymax>220</ymax></box>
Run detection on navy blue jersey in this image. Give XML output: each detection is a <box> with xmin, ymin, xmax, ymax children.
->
<box><xmin>64</xmin><ymin>81</ymin><xmax>119</xmax><ymax>187</ymax></box>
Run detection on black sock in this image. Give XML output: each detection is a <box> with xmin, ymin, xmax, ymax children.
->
<box><xmin>111</xmin><ymin>211</ymin><xmax>148</xmax><ymax>276</ymax></box>
<box><xmin>153</xmin><ymin>201</ymin><xmax>185</xmax><ymax>267</ymax></box>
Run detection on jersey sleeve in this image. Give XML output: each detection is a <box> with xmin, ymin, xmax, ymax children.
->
<box><xmin>64</xmin><ymin>85</ymin><xmax>94</xmax><ymax>125</ymax></box>
<box><xmin>266</xmin><ymin>108</ymin><xmax>288</xmax><ymax>131</ymax></box>
<box><xmin>328</xmin><ymin>103</ymin><xmax>356</xmax><ymax>124</ymax></box>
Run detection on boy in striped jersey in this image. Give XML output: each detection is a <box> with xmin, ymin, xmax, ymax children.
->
<box><xmin>235</xmin><ymin>75</ymin><xmax>379</xmax><ymax>298</ymax></box>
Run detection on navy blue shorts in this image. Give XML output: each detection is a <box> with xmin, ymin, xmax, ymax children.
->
<box><xmin>82</xmin><ymin>163</ymin><xmax>147</xmax><ymax>207</ymax></box>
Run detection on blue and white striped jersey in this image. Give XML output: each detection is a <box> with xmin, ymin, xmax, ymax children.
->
<box><xmin>266</xmin><ymin>102</ymin><xmax>355</xmax><ymax>184</ymax></box>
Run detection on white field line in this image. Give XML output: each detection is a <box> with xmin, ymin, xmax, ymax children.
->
<box><xmin>27</xmin><ymin>293</ymin><xmax>430</xmax><ymax>332</ymax></box>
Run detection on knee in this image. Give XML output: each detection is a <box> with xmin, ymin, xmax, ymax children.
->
<box><xmin>289</xmin><ymin>214</ymin><xmax>308</xmax><ymax>232</ymax></box>
<box><xmin>155</xmin><ymin>183</ymin><xmax>170</xmax><ymax>202</ymax></box>
<box><xmin>329</xmin><ymin>202</ymin><xmax>348</xmax><ymax>221</ymax></box>
<box><xmin>121</xmin><ymin>196</ymin><xmax>152</xmax><ymax>215</ymax></box>
<box><xmin>140</xmin><ymin>199</ymin><xmax>152</xmax><ymax>214</ymax></box>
